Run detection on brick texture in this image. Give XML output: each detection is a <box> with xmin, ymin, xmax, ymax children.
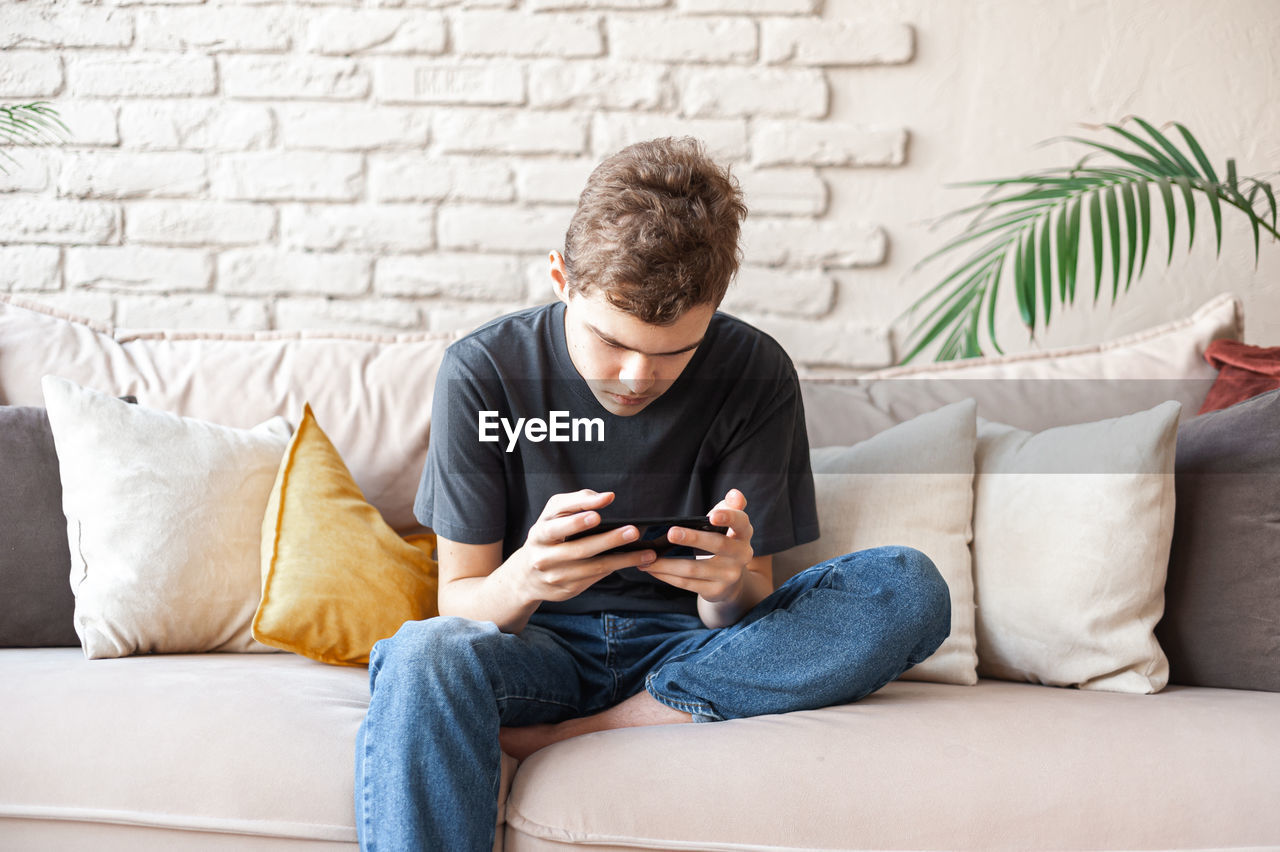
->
<box><xmin>762</xmin><ymin>19</ymin><xmax>914</xmax><ymax>65</ymax></box>
<box><xmin>120</xmin><ymin>102</ymin><xmax>274</xmax><ymax>151</ymax></box>
<box><xmin>66</xmin><ymin>245</ymin><xmax>212</xmax><ymax>292</ymax></box>
<box><xmin>609</xmin><ymin>18</ymin><xmax>757</xmax><ymax>63</ymax></box>
<box><xmin>303</xmin><ymin>10</ymin><xmax>447</xmax><ymax>55</ymax></box>
<box><xmin>0</xmin><ymin>245</ymin><xmax>61</xmax><ymax>292</ymax></box>
<box><xmin>5</xmin><ymin>1</ymin><xmax>920</xmax><ymax>367</ymax></box>
<box><xmin>0</xmin><ymin>52</ymin><xmax>63</xmax><ymax>98</ymax></box>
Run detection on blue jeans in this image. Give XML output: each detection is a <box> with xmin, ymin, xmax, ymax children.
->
<box><xmin>355</xmin><ymin>545</ymin><xmax>950</xmax><ymax>851</ymax></box>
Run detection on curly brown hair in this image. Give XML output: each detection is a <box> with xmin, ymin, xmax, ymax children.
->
<box><xmin>562</xmin><ymin>137</ymin><xmax>748</xmax><ymax>325</ymax></box>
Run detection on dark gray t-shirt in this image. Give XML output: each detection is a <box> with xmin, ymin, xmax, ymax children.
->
<box><xmin>414</xmin><ymin>300</ymin><xmax>819</xmax><ymax>615</ymax></box>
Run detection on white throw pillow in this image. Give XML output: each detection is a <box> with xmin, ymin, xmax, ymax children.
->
<box><xmin>972</xmin><ymin>400</ymin><xmax>1181</xmax><ymax>693</ymax></box>
<box><xmin>774</xmin><ymin>400</ymin><xmax>977</xmax><ymax>686</ymax></box>
<box><xmin>802</xmin><ymin>293</ymin><xmax>1239</xmax><ymax>448</ymax></box>
<box><xmin>42</xmin><ymin>375</ymin><xmax>293</xmax><ymax>659</ymax></box>
<box><xmin>1</xmin><ymin>295</ymin><xmax>455</xmax><ymax>534</ymax></box>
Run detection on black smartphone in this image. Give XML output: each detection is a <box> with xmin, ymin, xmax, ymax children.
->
<box><xmin>565</xmin><ymin>516</ymin><xmax>729</xmax><ymax>559</ymax></box>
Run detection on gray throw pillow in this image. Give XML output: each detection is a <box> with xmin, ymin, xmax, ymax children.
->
<box><xmin>1</xmin><ymin>399</ymin><xmax>135</xmax><ymax>647</ymax></box>
<box><xmin>1156</xmin><ymin>387</ymin><xmax>1280</xmax><ymax>692</ymax></box>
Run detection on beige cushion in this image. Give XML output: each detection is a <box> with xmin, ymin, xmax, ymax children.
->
<box><xmin>0</xmin><ymin>295</ymin><xmax>456</xmax><ymax>534</ymax></box>
<box><xmin>774</xmin><ymin>400</ymin><xmax>977</xmax><ymax>686</ymax></box>
<box><xmin>802</xmin><ymin>292</ymin><xmax>1240</xmax><ymax>448</ymax></box>
<box><xmin>973</xmin><ymin>401</ymin><xmax>1181</xmax><ymax>693</ymax></box>
<box><xmin>504</xmin><ymin>678</ymin><xmax>1280</xmax><ymax>852</ymax></box>
<box><xmin>42</xmin><ymin>375</ymin><xmax>292</xmax><ymax>659</ymax></box>
<box><xmin>0</xmin><ymin>649</ymin><xmax>367</xmax><ymax>844</ymax></box>
<box><xmin>0</xmin><ymin>649</ymin><xmax>517</xmax><ymax>849</ymax></box>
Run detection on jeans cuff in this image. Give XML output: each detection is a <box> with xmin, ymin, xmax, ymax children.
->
<box><xmin>644</xmin><ymin>673</ymin><xmax>722</xmax><ymax>723</ymax></box>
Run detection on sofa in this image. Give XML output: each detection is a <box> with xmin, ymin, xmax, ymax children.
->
<box><xmin>2</xmin><ymin>291</ymin><xmax>1278</xmax><ymax>852</ymax></box>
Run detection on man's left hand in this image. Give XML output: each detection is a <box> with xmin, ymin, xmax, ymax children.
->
<box><xmin>639</xmin><ymin>488</ymin><xmax>754</xmax><ymax>603</ymax></box>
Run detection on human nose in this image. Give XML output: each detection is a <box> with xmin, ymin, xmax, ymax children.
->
<box><xmin>618</xmin><ymin>352</ymin><xmax>657</xmax><ymax>394</ymax></box>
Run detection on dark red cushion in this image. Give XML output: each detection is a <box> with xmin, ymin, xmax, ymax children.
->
<box><xmin>1197</xmin><ymin>339</ymin><xmax>1280</xmax><ymax>414</ymax></box>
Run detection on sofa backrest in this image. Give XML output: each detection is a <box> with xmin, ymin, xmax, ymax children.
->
<box><xmin>799</xmin><ymin>293</ymin><xmax>1241</xmax><ymax>447</ymax></box>
<box><xmin>0</xmin><ymin>295</ymin><xmax>457</xmax><ymax>534</ymax></box>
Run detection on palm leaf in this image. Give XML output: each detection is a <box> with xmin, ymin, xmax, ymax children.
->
<box><xmin>1133</xmin><ymin>117</ymin><xmax>1202</xmax><ymax>177</ymax></box>
<box><xmin>1135</xmin><ymin>179</ymin><xmax>1152</xmax><ymax>277</ymax></box>
<box><xmin>1120</xmin><ymin>181</ymin><xmax>1138</xmax><ymax>292</ymax></box>
<box><xmin>1039</xmin><ymin>212</ymin><xmax>1053</xmax><ymax>326</ymax></box>
<box><xmin>1055</xmin><ymin>201</ymin><xmax>1070</xmax><ymax>302</ymax></box>
<box><xmin>1089</xmin><ymin>189</ymin><xmax>1104</xmax><ymax>301</ymax></box>
<box><xmin>0</xmin><ymin>102</ymin><xmax>70</xmax><ymax>175</ymax></box>
<box><xmin>1017</xmin><ymin>228</ymin><xmax>1036</xmax><ymax>327</ymax></box>
<box><xmin>985</xmin><ymin>259</ymin><xmax>1005</xmax><ymax>355</ymax></box>
<box><xmin>1174</xmin><ymin>123</ymin><xmax>1219</xmax><ymax>183</ymax></box>
<box><xmin>1065</xmin><ymin>195</ymin><xmax>1082</xmax><ymax>303</ymax></box>
<box><xmin>1103</xmin><ymin>122</ymin><xmax>1181</xmax><ymax>174</ymax></box>
<box><xmin>1104</xmin><ymin>184</ymin><xmax>1122</xmax><ymax>300</ymax></box>
<box><xmin>901</xmin><ymin>116</ymin><xmax>1280</xmax><ymax>362</ymax></box>
<box><xmin>1157</xmin><ymin>177</ymin><xmax>1177</xmax><ymax>265</ymax></box>
<box><xmin>1173</xmin><ymin>175</ymin><xmax>1197</xmax><ymax>250</ymax></box>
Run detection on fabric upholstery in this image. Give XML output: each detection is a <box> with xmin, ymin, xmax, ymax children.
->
<box><xmin>41</xmin><ymin>375</ymin><xmax>292</xmax><ymax>658</ymax></box>
<box><xmin>254</xmin><ymin>404</ymin><xmax>440</xmax><ymax>667</ymax></box>
<box><xmin>0</xmin><ymin>294</ymin><xmax>455</xmax><ymax>534</ymax></box>
<box><xmin>773</xmin><ymin>400</ymin><xmax>977</xmax><ymax>685</ymax></box>
<box><xmin>1197</xmin><ymin>338</ymin><xmax>1280</xmax><ymax>413</ymax></box>
<box><xmin>0</xmin><ymin>405</ymin><xmax>83</xmax><ymax>648</ymax></box>
<box><xmin>0</xmin><ymin>399</ymin><xmax>134</xmax><ymax>647</ymax></box>
<box><xmin>0</xmin><ymin>648</ymin><xmax>515</xmax><ymax>851</ymax></box>
<box><xmin>1158</xmin><ymin>387</ymin><xmax>1280</xmax><ymax>691</ymax></box>
<box><xmin>972</xmin><ymin>401</ymin><xmax>1181</xmax><ymax>693</ymax></box>
<box><xmin>503</xmin><ymin>677</ymin><xmax>1280</xmax><ymax>851</ymax></box>
<box><xmin>801</xmin><ymin>292</ymin><xmax>1239</xmax><ymax>448</ymax></box>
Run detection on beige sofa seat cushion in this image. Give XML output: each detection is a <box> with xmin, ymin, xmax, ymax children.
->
<box><xmin>505</xmin><ymin>679</ymin><xmax>1280</xmax><ymax>852</ymax></box>
<box><xmin>0</xmin><ymin>649</ymin><xmax>517</xmax><ymax>849</ymax></box>
<box><xmin>0</xmin><ymin>649</ymin><xmax>368</xmax><ymax>843</ymax></box>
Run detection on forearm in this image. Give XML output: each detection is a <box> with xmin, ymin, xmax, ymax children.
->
<box><xmin>697</xmin><ymin>562</ymin><xmax>773</xmax><ymax>629</ymax></box>
<box><xmin>437</xmin><ymin>549</ymin><xmax>541</xmax><ymax>634</ymax></box>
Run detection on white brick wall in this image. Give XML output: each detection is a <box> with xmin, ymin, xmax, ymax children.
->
<box><xmin>2</xmin><ymin>0</ymin><xmax>932</xmax><ymax>368</ymax></box>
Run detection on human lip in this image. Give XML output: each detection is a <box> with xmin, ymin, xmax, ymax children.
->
<box><xmin>605</xmin><ymin>391</ymin><xmax>651</xmax><ymax>406</ymax></box>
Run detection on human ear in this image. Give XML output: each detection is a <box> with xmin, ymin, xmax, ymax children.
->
<box><xmin>549</xmin><ymin>250</ymin><xmax>570</xmax><ymax>304</ymax></box>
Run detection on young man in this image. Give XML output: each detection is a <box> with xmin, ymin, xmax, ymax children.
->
<box><xmin>355</xmin><ymin>137</ymin><xmax>950</xmax><ymax>851</ymax></box>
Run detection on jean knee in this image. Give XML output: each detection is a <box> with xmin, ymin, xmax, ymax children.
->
<box><xmin>880</xmin><ymin>546</ymin><xmax>951</xmax><ymax>642</ymax></box>
<box><xmin>370</xmin><ymin>615</ymin><xmax>500</xmax><ymax>684</ymax></box>
<box><xmin>833</xmin><ymin>546</ymin><xmax>950</xmax><ymax>635</ymax></box>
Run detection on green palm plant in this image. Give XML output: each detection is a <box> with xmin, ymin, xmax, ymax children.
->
<box><xmin>899</xmin><ymin>117</ymin><xmax>1280</xmax><ymax>363</ymax></box>
<box><xmin>1</xmin><ymin>101</ymin><xmax>69</xmax><ymax>175</ymax></box>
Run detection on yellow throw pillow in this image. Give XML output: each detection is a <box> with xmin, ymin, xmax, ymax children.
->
<box><xmin>254</xmin><ymin>403</ymin><xmax>438</xmax><ymax>666</ymax></box>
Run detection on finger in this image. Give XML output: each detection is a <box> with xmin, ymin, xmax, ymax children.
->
<box><xmin>548</xmin><ymin>549</ymin><xmax>657</xmax><ymax>582</ymax></box>
<box><xmin>641</xmin><ymin>556</ymin><xmax>709</xmax><ymax>579</ymax></box>
<box><xmin>667</xmin><ymin>525</ymin><xmax>751</xmax><ymax>558</ymax></box>
<box><xmin>725</xmin><ymin>488</ymin><xmax>747</xmax><ymax>510</ymax></box>
<box><xmin>540</xmin><ymin>489</ymin><xmax>614</xmax><ymax>521</ymax></box>
<box><xmin>705</xmin><ymin>507</ymin><xmax>750</xmax><ymax>539</ymax></box>
<box><xmin>638</xmin><ymin>564</ymin><xmax>710</xmax><ymax>595</ymax></box>
<box><xmin>551</xmin><ymin>524</ymin><xmax>644</xmax><ymax>562</ymax></box>
<box><xmin>537</xmin><ymin>508</ymin><xmax>606</xmax><ymax>543</ymax></box>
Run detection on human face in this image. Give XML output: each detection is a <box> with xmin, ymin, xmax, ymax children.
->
<box><xmin>554</xmin><ymin>271</ymin><xmax>714</xmax><ymax>418</ymax></box>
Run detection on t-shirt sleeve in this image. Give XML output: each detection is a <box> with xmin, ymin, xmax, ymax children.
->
<box><xmin>413</xmin><ymin>345</ymin><xmax>508</xmax><ymax>545</ymax></box>
<box><xmin>708</xmin><ymin>352</ymin><xmax>819</xmax><ymax>558</ymax></box>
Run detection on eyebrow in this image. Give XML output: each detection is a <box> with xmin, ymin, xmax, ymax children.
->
<box><xmin>586</xmin><ymin>322</ymin><xmax>704</xmax><ymax>357</ymax></box>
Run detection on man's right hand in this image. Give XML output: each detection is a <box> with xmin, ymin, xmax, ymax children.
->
<box><xmin>513</xmin><ymin>489</ymin><xmax>656</xmax><ymax>603</ymax></box>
